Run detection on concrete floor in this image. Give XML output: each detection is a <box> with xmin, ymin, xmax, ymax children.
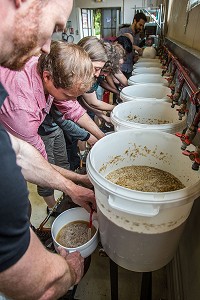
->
<box><xmin>28</xmin><ymin>183</ymin><xmax>168</xmax><ymax>300</ymax></box>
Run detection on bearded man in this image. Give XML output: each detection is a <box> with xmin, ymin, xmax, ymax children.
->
<box><xmin>117</xmin><ymin>12</ymin><xmax>147</xmax><ymax>78</ymax></box>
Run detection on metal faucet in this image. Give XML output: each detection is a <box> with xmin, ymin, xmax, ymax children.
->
<box><xmin>182</xmin><ymin>145</ymin><xmax>200</xmax><ymax>170</ymax></box>
<box><xmin>176</xmin><ymin>125</ymin><xmax>198</xmax><ymax>150</ymax></box>
<box><xmin>176</xmin><ymin>88</ymin><xmax>189</xmax><ymax>119</ymax></box>
<box><xmin>176</xmin><ymin>99</ymin><xmax>188</xmax><ymax>120</ymax></box>
<box><xmin>170</xmin><ymin>72</ymin><xmax>185</xmax><ymax>107</ymax></box>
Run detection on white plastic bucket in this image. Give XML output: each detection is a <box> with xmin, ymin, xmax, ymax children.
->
<box><xmin>87</xmin><ymin>130</ymin><xmax>200</xmax><ymax>271</ymax></box>
<box><xmin>142</xmin><ymin>46</ymin><xmax>157</xmax><ymax>59</ymax></box>
<box><xmin>132</xmin><ymin>67</ymin><xmax>163</xmax><ymax>75</ymax></box>
<box><xmin>111</xmin><ymin>100</ymin><xmax>186</xmax><ymax>134</ymax></box>
<box><xmin>133</xmin><ymin>61</ymin><xmax>162</xmax><ymax>68</ymax></box>
<box><xmin>51</xmin><ymin>207</ymin><xmax>99</xmax><ymax>258</ymax></box>
<box><xmin>120</xmin><ymin>84</ymin><xmax>171</xmax><ymax>102</ymax></box>
<box><xmin>128</xmin><ymin>74</ymin><xmax>168</xmax><ymax>86</ymax></box>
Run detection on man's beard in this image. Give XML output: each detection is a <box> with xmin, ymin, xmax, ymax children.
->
<box><xmin>1</xmin><ymin>0</ymin><xmax>41</xmax><ymax>70</ymax></box>
<box><xmin>135</xmin><ymin>27</ymin><xmax>141</xmax><ymax>34</ymax></box>
<box><xmin>1</xmin><ymin>42</ymin><xmax>38</xmax><ymax>71</ymax></box>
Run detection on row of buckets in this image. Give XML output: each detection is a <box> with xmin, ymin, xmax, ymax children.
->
<box><xmin>86</xmin><ymin>57</ymin><xmax>200</xmax><ymax>272</ymax></box>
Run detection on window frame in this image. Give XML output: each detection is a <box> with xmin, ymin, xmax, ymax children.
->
<box><xmin>187</xmin><ymin>0</ymin><xmax>200</xmax><ymax>11</ymax></box>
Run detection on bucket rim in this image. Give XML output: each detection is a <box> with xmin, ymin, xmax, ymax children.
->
<box><xmin>87</xmin><ymin>161</ymin><xmax>200</xmax><ymax>206</ymax></box>
<box><xmin>86</xmin><ymin>130</ymin><xmax>200</xmax><ymax>205</ymax></box>
<box><xmin>111</xmin><ymin>101</ymin><xmax>187</xmax><ymax>127</ymax></box>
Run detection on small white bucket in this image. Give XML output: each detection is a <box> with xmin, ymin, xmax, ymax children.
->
<box><xmin>86</xmin><ymin>130</ymin><xmax>200</xmax><ymax>271</ymax></box>
<box><xmin>120</xmin><ymin>84</ymin><xmax>171</xmax><ymax>102</ymax></box>
<box><xmin>51</xmin><ymin>207</ymin><xmax>99</xmax><ymax>258</ymax></box>
<box><xmin>132</xmin><ymin>67</ymin><xmax>163</xmax><ymax>75</ymax></box>
<box><xmin>128</xmin><ymin>74</ymin><xmax>168</xmax><ymax>86</ymax></box>
<box><xmin>111</xmin><ymin>100</ymin><xmax>186</xmax><ymax>134</ymax></box>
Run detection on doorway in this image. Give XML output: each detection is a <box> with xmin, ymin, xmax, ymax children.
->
<box><xmin>81</xmin><ymin>8</ymin><xmax>121</xmax><ymax>39</ymax></box>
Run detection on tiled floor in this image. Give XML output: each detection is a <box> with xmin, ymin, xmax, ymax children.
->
<box><xmin>28</xmin><ymin>182</ymin><xmax>168</xmax><ymax>300</ymax></box>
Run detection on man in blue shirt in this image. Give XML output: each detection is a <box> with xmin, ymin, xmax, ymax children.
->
<box><xmin>118</xmin><ymin>12</ymin><xmax>147</xmax><ymax>78</ymax></box>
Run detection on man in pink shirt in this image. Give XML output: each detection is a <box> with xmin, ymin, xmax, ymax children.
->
<box><xmin>0</xmin><ymin>42</ymin><xmax>94</xmax><ymax>158</ymax></box>
<box><xmin>0</xmin><ymin>41</ymin><xmax>96</xmax><ymax>209</ymax></box>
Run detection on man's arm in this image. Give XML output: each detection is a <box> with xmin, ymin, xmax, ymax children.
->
<box><xmin>104</xmin><ymin>74</ymin><xmax>119</xmax><ymax>90</ymax></box>
<box><xmin>53</xmin><ymin>99</ymin><xmax>105</xmax><ymax>140</ymax></box>
<box><xmin>9</xmin><ymin>133</ymin><xmax>96</xmax><ymax>211</ymax></box>
<box><xmin>112</xmin><ymin>71</ymin><xmax>128</xmax><ymax>87</ymax></box>
<box><xmin>79</xmin><ymin>97</ymin><xmax>111</xmax><ymax>123</ymax></box>
<box><xmin>51</xmin><ymin>105</ymin><xmax>90</xmax><ymax>141</ymax></box>
<box><xmin>76</xmin><ymin>112</ymin><xmax>105</xmax><ymax>140</ymax></box>
<box><xmin>50</xmin><ymin>105</ymin><xmax>98</xmax><ymax>146</ymax></box>
<box><xmin>82</xmin><ymin>91</ymin><xmax>114</xmax><ymax>111</ymax></box>
<box><xmin>0</xmin><ymin>229</ymin><xmax>84</xmax><ymax>300</ymax></box>
<box><xmin>133</xmin><ymin>44</ymin><xmax>143</xmax><ymax>55</ymax></box>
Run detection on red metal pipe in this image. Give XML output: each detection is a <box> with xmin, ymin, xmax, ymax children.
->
<box><xmin>163</xmin><ymin>46</ymin><xmax>200</xmax><ymax>102</ymax></box>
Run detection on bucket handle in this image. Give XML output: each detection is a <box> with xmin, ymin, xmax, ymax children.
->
<box><xmin>108</xmin><ymin>195</ymin><xmax>160</xmax><ymax>217</ymax></box>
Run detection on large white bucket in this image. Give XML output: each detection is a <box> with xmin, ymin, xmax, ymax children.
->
<box><xmin>120</xmin><ymin>84</ymin><xmax>171</xmax><ymax>102</ymax></box>
<box><xmin>87</xmin><ymin>130</ymin><xmax>200</xmax><ymax>271</ymax></box>
<box><xmin>138</xmin><ymin>57</ymin><xmax>160</xmax><ymax>62</ymax></box>
<box><xmin>142</xmin><ymin>46</ymin><xmax>157</xmax><ymax>59</ymax></box>
<box><xmin>111</xmin><ymin>100</ymin><xmax>186</xmax><ymax>134</ymax></box>
<box><xmin>133</xmin><ymin>61</ymin><xmax>162</xmax><ymax>68</ymax></box>
<box><xmin>132</xmin><ymin>67</ymin><xmax>163</xmax><ymax>75</ymax></box>
<box><xmin>128</xmin><ymin>74</ymin><xmax>168</xmax><ymax>86</ymax></box>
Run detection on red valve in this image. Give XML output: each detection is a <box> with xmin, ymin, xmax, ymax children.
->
<box><xmin>175</xmin><ymin>132</ymin><xmax>185</xmax><ymax>141</ymax></box>
<box><xmin>167</xmin><ymin>94</ymin><xmax>173</xmax><ymax>99</ymax></box>
<box><xmin>182</xmin><ymin>150</ymin><xmax>195</xmax><ymax>160</ymax></box>
<box><xmin>173</xmin><ymin>92</ymin><xmax>180</xmax><ymax>99</ymax></box>
<box><xmin>175</xmin><ymin>132</ymin><xmax>191</xmax><ymax>146</ymax></box>
<box><xmin>176</xmin><ymin>108</ymin><xmax>189</xmax><ymax>113</ymax></box>
<box><xmin>182</xmin><ymin>150</ymin><xmax>200</xmax><ymax>164</ymax></box>
<box><xmin>165</xmin><ymin>77</ymin><xmax>172</xmax><ymax>82</ymax></box>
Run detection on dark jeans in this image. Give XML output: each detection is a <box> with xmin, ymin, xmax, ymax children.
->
<box><xmin>37</xmin><ymin>127</ymin><xmax>69</xmax><ymax>197</ymax></box>
<box><xmin>65</xmin><ymin>138</ymin><xmax>80</xmax><ymax>171</ymax></box>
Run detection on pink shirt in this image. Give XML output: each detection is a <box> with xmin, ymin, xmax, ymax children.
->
<box><xmin>54</xmin><ymin>99</ymin><xmax>86</xmax><ymax>123</ymax></box>
<box><xmin>0</xmin><ymin>57</ymin><xmax>52</xmax><ymax>158</ymax></box>
<box><xmin>0</xmin><ymin>57</ymin><xmax>86</xmax><ymax>158</ymax></box>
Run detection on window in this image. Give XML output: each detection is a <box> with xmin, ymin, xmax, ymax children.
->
<box><xmin>187</xmin><ymin>0</ymin><xmax>200</xmax><ymax>11</ymax></box>
<box><xmin>81</xmin><ymin>9</ymin><xmax>93</xmax><ymax>37</ymax></box>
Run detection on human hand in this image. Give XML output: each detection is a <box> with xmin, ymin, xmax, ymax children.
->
<box><xmin>58</xmin><ymin>248</ymin><xmax>84</xmax><ymax>285</ymax></box>
<box><xmin>101</xmin><ymin>114</ymin><xmax>111</xmax><ymax>123</ymax></box>
<box><xmin>76</xmin><ymin>174</ymin><xmax>93</xmax><ymax>189</ymax></box>
<box><xmin>133</xmin><ymin>45</ymin><xmax>143</xmax><ymax>56</ymax></box>
<box><xmin>87</xmin><ymin>134</ymin><xmax>98</xmax><ymax>147</ymax></box>
<box><xmin>133</xmin><ymin>55</ymin><xmax>139</xmax><ymax>63</ymax></box>
<box><xmin>137</xmin><ymin>48</ymin><xmax>143</xmax><ymax>55</ymax></box>
<box><xmin>69</xmin><ymin>184</ymin><xmax>96</xmax><ymax>212</ymax></box>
